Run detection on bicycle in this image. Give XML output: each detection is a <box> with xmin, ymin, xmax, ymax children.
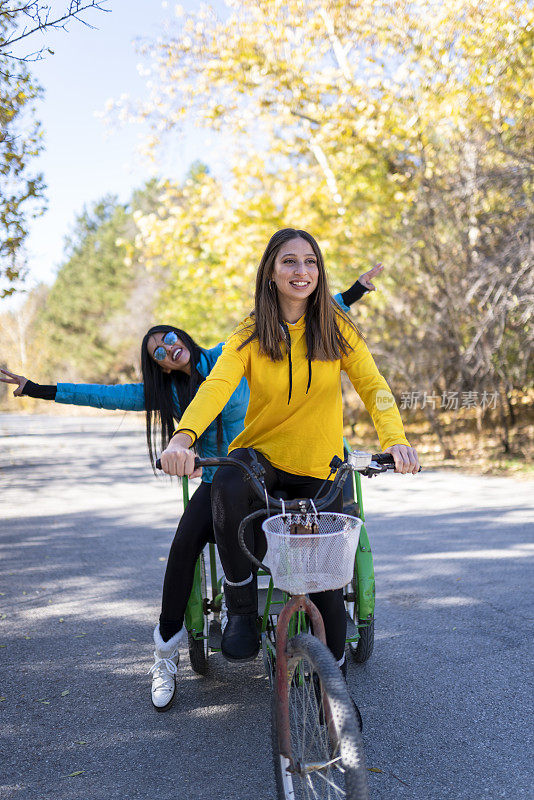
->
<box><xmin>159</xmin><ymin>448</ymin><xmax>399</xmax><ymax>799</ymax></box>
<box><xmin>181</xmin><ymin>438</ymin><xmax>377</xmax><ymax>677</ymax></box>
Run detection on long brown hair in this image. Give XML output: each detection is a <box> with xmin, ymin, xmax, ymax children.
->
<box><xmin>239</xmin><ymin>228</ymin><xmax>360</xmax><ymax>361</ymax></box>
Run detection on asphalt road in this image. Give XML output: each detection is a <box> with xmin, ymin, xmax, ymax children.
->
<box><xmin>1</xmin><ymin>413</ymin><xmax>533</xmax><ymax>800</ymax></box>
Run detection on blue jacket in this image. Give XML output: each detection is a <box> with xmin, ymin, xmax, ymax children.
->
<box><xmin>55</xmin><ymin>294</ymin><xmax>350</xmax><ymax>483</ymax></box>
<box><xmin>56</xmin><ymin>344</ymin><xmax>249</xmax><ymax>483</ymax></box>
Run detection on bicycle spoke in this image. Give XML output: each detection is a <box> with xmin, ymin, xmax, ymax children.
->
<box><xmin>313</xmin><ymin>766</ymin><xmax>346</xmax><ymax>795</ymax></box>
<box><xmin>286</xmin><ymin>657</ymin><xmax>346</xmax><ymax>799</ymax></box>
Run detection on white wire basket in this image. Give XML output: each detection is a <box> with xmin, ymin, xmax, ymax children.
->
<box><xmin>262</xmin><ymin>512</ymin><xmax>363</xmax><ymax>595</ymax></box>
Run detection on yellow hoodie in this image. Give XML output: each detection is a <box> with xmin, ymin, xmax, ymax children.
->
<box><xmin>176</xmin><ymin>313</ymin><xmax>410</xmax><ymax>479</ymax></box>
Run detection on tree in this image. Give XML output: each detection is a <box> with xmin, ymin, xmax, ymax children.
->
<box><xmin>34</xmin><ymin>197</ymin><xmax>138</xmax><ymax>381</ymax></box>
<box><xmin>0</xmin><ymin>1</ymin><xmax>109</xmax><ymax>296</ymax></box>
<box><xmin>125</xmin><ymin>0</ymin><xmax>532</xmax><ymax>450</ymax></box>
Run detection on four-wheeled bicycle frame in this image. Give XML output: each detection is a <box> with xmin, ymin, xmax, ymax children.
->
<box><xmin>184</xmin><ymin>439</ymin><xmax>376</xmax><ymax>673</ymax></box>
<box><xmin>159</xmin><ymin>444</ymin><xmax>400</xmax><ymax>799</ymax></box>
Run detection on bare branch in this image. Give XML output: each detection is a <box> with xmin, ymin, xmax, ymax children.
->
<box><xmin>0</xmin><ymin>1</ymin><xmax>110</xmax><ymax>59</ymax></box>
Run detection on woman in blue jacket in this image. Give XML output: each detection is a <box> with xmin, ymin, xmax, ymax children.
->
<box><xmin>1</xmin><ymin>265</ymin><xmax>382</xmax><ymax>711</ymax></box>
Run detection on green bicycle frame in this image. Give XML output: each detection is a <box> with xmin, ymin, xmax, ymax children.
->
<box><xmin>343</xmin><ymin>438</ymin><xmax>375</xmax><ymax>623</ymax></box>
<box><xmin>352</xmin><ymin>467</ymin><xmax>375</xmax><ymax>621</ymax></box>
<box><xmin>182</xmin><ymin>477</ymin><xmax>207</xmax><ymax>639</ymax></box>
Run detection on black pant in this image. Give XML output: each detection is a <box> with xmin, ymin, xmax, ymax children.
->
<box><xmin>211</xmin><ymin>448</ymin><xmax>347</xmax><ymax>661</ymax></box>
<box><xmin>159</xmin><ymin>481</ymin><xmax>213</xmax><ymax>630</ymax></box>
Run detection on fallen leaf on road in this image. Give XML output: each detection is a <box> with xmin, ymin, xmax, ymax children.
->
<box><xmin>24</xmin><ymin>635</ymin><xmax>31</xmax><ymax>639</ymax></box>
<box><xmin>158</xmin><ymin>557</ymin><xmax>166</xmax><ymax>561</ymax></box>
<box><xmin>59</xmin><ymin>618</ymin><xmax>64</xmax><ymax>622</ymax></box>
<box><xmin>0</xmin><ymin>614</ymin><xmax>7</xmax><ymax>619</ymax></box>
<box><xmin>61</xmin><ymin>771</ymin><xmax>85</xmax><ymax>778</ymax></box>
<box><xmin>61</xmin><ymin>690</ymin><xmax>70</xmax><ymax>697</ymax></box>
<box><xmin>74</xmin><ymin>633</ymin><xmax>87</xmax><ymax>638</ymax></box>
<box><xmin>368</xmin><ymin>768</ymin><xmax>384</xmax><ymax>774</ymax></box>
<box><xmin>0</xmin><ymin>697</ymin><xmax>6</xmax><ymax>701</ymax></box>
<box><xmin>75</xmin><ymin>741</ymin><xmax>87</xmax><ymax>745</ymax></box>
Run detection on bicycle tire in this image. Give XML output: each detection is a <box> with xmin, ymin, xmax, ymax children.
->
<box><xmin>350</xmin><ymin>618</ymin><xmax>374</xmax><ymax>664</ymax></box>
<box><xmin>271</xmin><ymin>632</ymin><xmax>369</xmax><ymax>800</ymax></box>
<box><xmin>346</xmin><ymin>577</ymin><xmax>374</xmax><ymax>664</ymax></box>
<box><xmin>188</xmin><ymin>553</ymin><xmax>208</xmax><ymax>675</ymax></box>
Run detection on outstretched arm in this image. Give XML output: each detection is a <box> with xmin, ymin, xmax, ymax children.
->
<box><xmin>0</xmin><ymin>368</ymin><xmax>145</xmax><ymax>411</ymax></box>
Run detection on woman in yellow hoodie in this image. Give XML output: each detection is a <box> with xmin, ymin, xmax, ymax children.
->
<box><xmin>160</xmin><ymin>228</ymin><xmax>419</xmax><ymax>668</ymax></box>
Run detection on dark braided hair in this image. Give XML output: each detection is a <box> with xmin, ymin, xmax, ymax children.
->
<box><xmin>140</xmin><ymin>324</ymin><xmax>224</xmax><ymax>472</ymax></box>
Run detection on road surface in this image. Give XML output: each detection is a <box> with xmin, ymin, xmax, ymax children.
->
<box><xmin>1</xmin><ymin>414</ymin><xmax>533</xmax><ymax>799</ymax></box>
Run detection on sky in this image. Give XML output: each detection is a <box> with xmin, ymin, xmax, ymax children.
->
<box><xmin>14</xmin><ymin>0</ymin><xmax>229</xmax><ymax>293</ymax></box>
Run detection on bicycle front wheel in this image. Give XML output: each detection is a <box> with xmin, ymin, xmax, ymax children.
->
<box><xmin>272</xmin><ymin>633</ymin><xmax>368</xmax><ymax>800</ymax></box>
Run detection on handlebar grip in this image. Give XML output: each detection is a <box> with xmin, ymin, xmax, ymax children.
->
<box><xmin>372</xmin><ymin>453</ymin><xmax>395</xmax><ymax>465</ymax></box>
<box><xmin>372</xmin><ymin>452</ymin><xmax>422</xmax><ymax>472</ymax></box>
<box><xmin>155</xmin><ymin>457</ymin><xmax>202</xmax><ymax>471</ymax></box>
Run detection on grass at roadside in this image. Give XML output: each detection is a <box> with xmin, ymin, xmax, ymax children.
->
<box><xmin>345</xmin><ymin>400</ymin><xmax>534</xmax><ymax>478</ymax></box>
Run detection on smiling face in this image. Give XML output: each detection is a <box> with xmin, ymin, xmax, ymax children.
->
<box><xmin>271</xmin><ymin>237</ymin><xmax>319</xmax><ymax>317</ymax></box>
<box><xmin>147</xmin><ymin>330</ymin><xmax>191</xmax><ymax>375</ymax></box>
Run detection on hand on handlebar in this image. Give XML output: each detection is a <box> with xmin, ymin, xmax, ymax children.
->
<box><xmin>159</xmin><ymin>433</ymin><xmax>202</xmax><ymax>479</ymax></box>
<box><xmin>384</xmin><ymin>444</ymin><xmax>420</xmax><ymax>474</ymax></box>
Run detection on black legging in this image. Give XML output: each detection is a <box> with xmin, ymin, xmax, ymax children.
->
<box><xmin>211</xmin><ymin>448</ymin><xmax>347</xmax><ymax>661</ymax></box>
<box><xmin>159</xmin><ymin>481</ymin><xmax>214</xmax><ymax>630</ymax></box>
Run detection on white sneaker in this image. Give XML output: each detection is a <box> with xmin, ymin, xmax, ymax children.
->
<box><xmin>149</xmin><ymin>624</ymin><xmax>185</xmax><ymax>711</ymax></box>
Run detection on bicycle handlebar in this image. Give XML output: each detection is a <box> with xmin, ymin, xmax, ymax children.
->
<box><xmin>155</xmin><ymin>450</ymin><xmax>417</xmax><ymax>577</ymax></box>
<box><xmin>155</xmin><ymin>451</ymin><xmax>400</xmax><ymax>513</ymax></box>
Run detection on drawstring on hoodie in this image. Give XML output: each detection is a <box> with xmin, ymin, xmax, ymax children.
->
<box><xmin>280</xmin><ymin>321</ymin><xmax>312</xmax><ymax>404</ymax></box>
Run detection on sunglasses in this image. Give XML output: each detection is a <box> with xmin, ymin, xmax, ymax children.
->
<box><xmin>152</xmin><ymin>331</ymin><xmax>179</xmax><ymax>361</ymax></box>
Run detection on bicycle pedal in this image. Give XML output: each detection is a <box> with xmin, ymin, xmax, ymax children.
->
<box><xmin>208</xmin><ymin>619</ymin><xmax>222</xmax><ymax>650</ymax></box>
